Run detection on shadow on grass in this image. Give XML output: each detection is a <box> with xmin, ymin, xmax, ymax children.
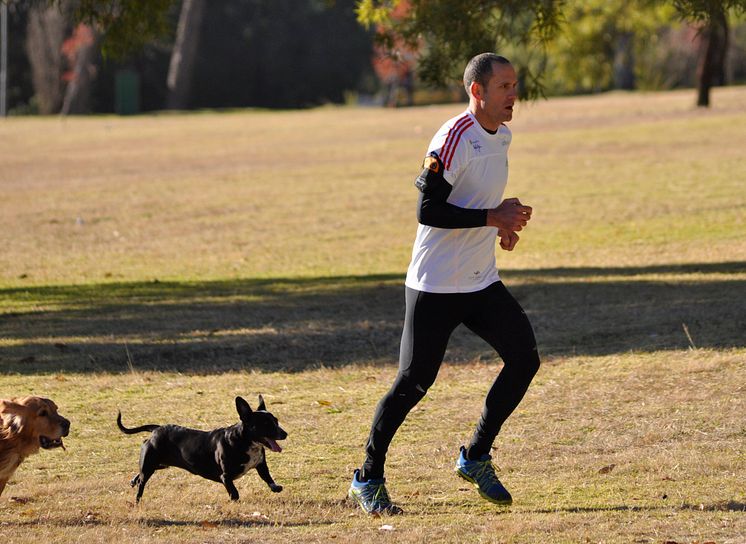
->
<box><xmin>528</xmin><ymin>500</ymin><xmax>746</xmax><ymax>514</ymax></box>
<box><xmin>1</xmin><ymin>519</ymin><xmax>108</xmax><ymax>528</ymax></box>
<box><xmin>1</xmin><ymin>517</ymin><xmax>334</xmax><ymax>529</ymax></box>
<box><xmin>680</xmin><ymin>500</ymin><xmax>746</xmax><ymax>512</ymax></box>
<box><xmin>1</xmin><ymin>262</ymin><xmax>744</xmax><ymax>374</ymax></box>
<box><xmin>139</xmin><ymin>517</ymin><xmax>333</xmax><ymax>528</ymax></box>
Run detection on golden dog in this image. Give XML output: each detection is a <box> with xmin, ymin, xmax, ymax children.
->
<box><xmin>0</xmin><ymin>396</ymin><xmax>70</xmax><ymax>496</ymax></box>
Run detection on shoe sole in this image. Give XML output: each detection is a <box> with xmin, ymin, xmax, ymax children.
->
<box><xmin>455</xmin><ymin>468</ymin><xmax>513</xmax><ymax>505</ymax></box>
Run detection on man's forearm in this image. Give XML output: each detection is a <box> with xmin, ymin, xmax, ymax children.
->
<box><xmin>417</xmin><ymin>193</ymin><xmax>487</xmax><ymax>228</ymax></box>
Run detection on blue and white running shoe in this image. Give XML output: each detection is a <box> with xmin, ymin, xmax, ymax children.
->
<box><xmin>348</xmin><ymin>469</ymin><xmax>403</xmax><ymax>515</ymax></box>
<box><xmin>455</xmin><ymin>446</ymin><xmax>512</xmax><ymax>505</ymax></box>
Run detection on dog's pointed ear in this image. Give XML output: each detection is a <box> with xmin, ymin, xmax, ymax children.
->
<box><xmin>235</xmin><ymin>396</ymin><xmax>252</xmax><ymax>419</ymax></box>
<box><xmin>257</xmin><ymin>394</ymin><xmax>266</xmax><ymax>411</ymax></box>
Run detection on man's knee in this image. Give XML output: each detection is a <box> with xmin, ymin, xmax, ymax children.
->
<box><xmin>526</xmin><ymin>347</ymin><xmax>541</xmax><ymax>377</ymax></box>
<box><xmin>390</xmin><ymin>374</ymin><xmax>431</xmax><ymax>406</ymax></box>
<box><xmin>503</xmin><ymin>344</ymin><xmax>540</xmax><ymax>379</ymax></box>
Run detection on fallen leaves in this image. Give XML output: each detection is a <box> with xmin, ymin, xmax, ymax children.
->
<box><xmin>315</xmin><ymin>399</ymin><xmax>342</xmax><ymax>414</ymax></box>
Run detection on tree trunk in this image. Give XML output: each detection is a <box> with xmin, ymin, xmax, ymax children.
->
<box><xmin>26</xmin><ymin>2</ymin><xmax>69</xmax><ymax>114</ymax></box>
<box><xmin>613</xmin><ymin>31</ymin><xmax>635</xmax><ymax>91</ymax></box>
<box><xmin>61</xmin><ymin>25</ymin><xmax>99</xmax><ymax>115</ymax></box>
<box><xmin>166</xmin><ymin>0</ymin><xmax>206</xmax><ymax>110</ymax></box>
<box><xmin>696</xmin><ymin>7</ymin><xmax>728</xmax><ymax>107</ymax></box>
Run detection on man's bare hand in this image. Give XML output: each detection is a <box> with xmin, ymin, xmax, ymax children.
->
<box><xmin>486</xmin><ymin>197</ymin><xmax>532</xmax><ymax>231</ymax></box>
<box><xmin>498</xmin><ymin>229</ymin><xmax>519</xmax><ymax>251</ymax></box>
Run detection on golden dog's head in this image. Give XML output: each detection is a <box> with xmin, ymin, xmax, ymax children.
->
<box><xmin>0</xmin><ymin>396</ymin><xmax>70</xmax><ymax>454</ymax></box>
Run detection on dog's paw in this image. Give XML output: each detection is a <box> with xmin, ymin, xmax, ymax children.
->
<box><xmin>270</xmin><ymin>484</ymin><xmax>283</xmax><ymax>493</ymax></box>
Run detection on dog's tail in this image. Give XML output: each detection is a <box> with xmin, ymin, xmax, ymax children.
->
<box><xmin>116</xmin><ymin>411</ymin><xmax>160</xmax><ymax>434</ymax></box>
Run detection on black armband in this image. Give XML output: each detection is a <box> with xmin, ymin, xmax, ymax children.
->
<box><xmin>414</xmin><ymin>152</ymin><xmax>487</xmax><ymax>229</ymax></box>
<box><xmin>414</xmin><ymin>153</ymin><xmax>446</xmax><ymax>193</ymax></box>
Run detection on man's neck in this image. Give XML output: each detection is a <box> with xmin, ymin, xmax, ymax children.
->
<box><xmin>468</xmin><ymin>103</ymin><xmax>500</xmax><ymax>133</ymax></box>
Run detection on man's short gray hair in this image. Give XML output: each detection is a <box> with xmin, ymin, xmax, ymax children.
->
<box><xmin>463</xmin><ymin>53</ymin><xmax>511</xmax><ymax>93</ymax></box>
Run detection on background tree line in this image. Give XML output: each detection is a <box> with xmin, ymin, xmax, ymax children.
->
<box><xmin>358</xmin><ymin>0</ymin><xmax>746</xmax><ymax>106</ymax></box>
<box><xmin>3</xmin><ymin>0</ymin><xmax>376</xmax><ymax>114</ymax></box>
<box><xmin>1</xmin><ymin>0</ymin><xmax>745</xmax><ymax>115</ymax></box>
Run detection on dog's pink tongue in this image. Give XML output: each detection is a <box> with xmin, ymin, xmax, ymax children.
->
<box><xmin>266</xmin><ymin>439</ymin><xmax>282</xmax><ymax>453</ymax></box>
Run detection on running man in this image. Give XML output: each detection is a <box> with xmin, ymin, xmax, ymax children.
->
<box><xmin>348</xmin><ymin>53</ymin><xmax>540</xmax><ymax>514</ymax></box>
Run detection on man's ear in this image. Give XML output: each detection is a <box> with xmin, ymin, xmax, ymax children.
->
<box><xmin>470</xmin><ymin>81</ymin><xmax>483</xmax><ymax>101</ymax></box>
<box><xmin>235</xmin><ymin>396</ymin><xmax>252</xmax><ymax>420</ymax></box>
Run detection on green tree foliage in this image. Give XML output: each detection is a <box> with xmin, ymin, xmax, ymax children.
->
<box><xmin>64</xmin><ymin>0</ymin><xmax>177</xmax><ymax>58</ymax></box>
<box><xmin>673</xmin><ymin>0</ymin><xmax>745</xmax><ymax>19</ymax></box>
<box><xmin>357</xmin><ymin>0</ymin><xmax>746</xmax><ymax>105</ymax></box>
<box><xmin>542</xmin><ymin>0</ymin><xmax>677</xmax><ymax>94</ymax></box>
<box><xmin>356</xmin><ymin>0</ymin><xmax>564</xmax><ymax>100</ymax></box>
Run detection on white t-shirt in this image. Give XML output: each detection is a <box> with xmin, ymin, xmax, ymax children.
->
<box><xmin>405</xmin><ymin>110</ymin><xmax>512</xmax><ymax>294</ymax></box>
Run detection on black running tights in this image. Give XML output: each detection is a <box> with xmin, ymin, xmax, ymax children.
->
<box><xmin>361</xmin><ymin>281</ymin><xmax>540</xmax><ymax>479</ymax></box>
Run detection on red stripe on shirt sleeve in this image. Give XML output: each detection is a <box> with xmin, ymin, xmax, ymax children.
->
<box><xmin>438</xmin><ymin>114</ymin><xmax>471</xmax><ymax>170</ymax></box>
<box><xmin>443</xmin><ymin>120</ymin><xmax>473</xmax><ymax>171</ymax></box>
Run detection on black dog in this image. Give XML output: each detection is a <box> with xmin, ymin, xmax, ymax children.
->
<box><xmin>117</xmin><ymin>395</ymin><xmax>287</xmax><ymax>502</ymax></box>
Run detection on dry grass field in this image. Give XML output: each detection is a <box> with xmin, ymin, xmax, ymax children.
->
<box><xmin>1</xmin><ymin>86</ymin><xmax>745</xmax><ymax>543</ymax></box>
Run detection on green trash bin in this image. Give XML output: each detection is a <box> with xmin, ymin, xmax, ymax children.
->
<box><xmin>115</xmin><ymin>69</ymin><xmax>140</xmax><ymax>115</ymax></box>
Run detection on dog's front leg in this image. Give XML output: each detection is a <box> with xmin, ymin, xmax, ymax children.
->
<box><xmin>220</xmin><ymin>473</ymin><xmax>240</xmax><ymax>501</ymax></box>
<box><xmin>216</xmin><ymin>444</ymin><xmax>240</xmax><ymax>500</ymax></box>
<box><xmin>256</xmin><ymin>459</ymin><xmax>282</xmax><ymax>492</ymax></box>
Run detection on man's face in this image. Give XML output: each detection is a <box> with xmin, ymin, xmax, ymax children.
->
<box><xmin>477</xmin><ymin>62</ymin><xmax>518</xmax><ymax>125</ymax></box>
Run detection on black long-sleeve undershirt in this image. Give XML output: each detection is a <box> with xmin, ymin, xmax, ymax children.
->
<box><xmin>416</xmin><ymin>164</ymin><xmax>488</xmax><ymax>229</ymax></box>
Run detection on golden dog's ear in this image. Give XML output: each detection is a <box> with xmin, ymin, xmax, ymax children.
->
<box><xmin>32</xmin><ymin>398</ymin><xmax>57</xmax><ymax>417</ymax></box>
<box><xmin>0</xmin><ymin>400</ymin><xmax>28</xmax><ymax>434</ymax></box>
